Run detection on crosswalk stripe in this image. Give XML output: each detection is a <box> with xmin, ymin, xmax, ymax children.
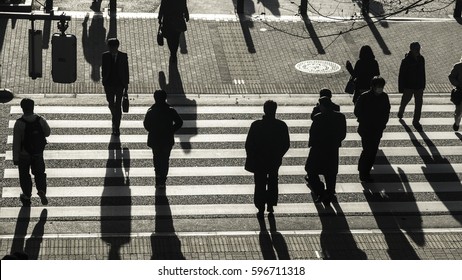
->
<box><xmin>2</xmin><ymin>182</ymin><xmax>461</xmax><ymax>198</ymax></box>
<box><xmin>4</xmin><ymin>164</ymin><xmax>462</xmax><ymax>178</ymax></box>
<box><xmin>9</xmin><ymin>105</ymin><xmax>456</xmax><ymax>114</ymax></box>
<box><xmin>6</xmin><ymin>131</ymin><xmax>461</xmax><ymax>144</ymax></box>
<box><xmin>1</xmin><ymin>201</ymin><xmax>462</xmax><ymax>219</ymax></box>
<box><xmin>4</xmin><ymin>146</ymin><xmax>462</xmax><ymax>160</ymax></box>
<box><xmin>7</xmin><ymin>118</ymin><xmax>456</xmax><ymax>128</ymax></box>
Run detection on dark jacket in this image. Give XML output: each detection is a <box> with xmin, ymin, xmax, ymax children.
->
<box><xmin>245</xmin><ymin>116</ymin><xmax>290</xmax><ymax>172</ymax></box>
<box><xmin>311</xmin><ymin>102</ymin><xmax>340</xmax><ymax>120</ymax></box>
<box><xmin>101</xmin><ymin>51</ymin><xmax>129</xmax><ymax>87</ymax></box>
<box><xmin>305</xmin><ymin>110</ymin><xmax>347</xmax><ymax>175</ymax></box>
<box><xmin>449</xmin><ymin>62</ymin><xmax>462</xmax><ymax>89</ymax></box>
<box><xmin>398</xmin><ymin>53</ymin><xmax>426</xmax><ymax>92</ymax></box>
<box><xmin>159</xmin><ymin>0</ymin><xmax>189</xmax><ymax>35</ymax></box>
<box><xmin>143</xmin><ymin>103</ymin><xmax>183</xmax><ymax>148</ymax></box>
<box><xmin>352</xmin><ymin>59</ymin><xmax>380</xmax><ymax>102</ymax></box>
<box><xmin>354</xmin><ymin>90</ymin><xmax>390</xmax><ymax>136</ymax></box>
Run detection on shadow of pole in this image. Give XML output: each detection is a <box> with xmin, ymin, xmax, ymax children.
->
<box><xmin>301</xmin><ymin>14</ymin><xmax>325</xmax><ymax>55</ymax></box>
<box><xmin>238</xmin><ymin>14</ymin><xmax>256</xmax><ymax>53</ymax></box>
<box><xmin>363</xmin><ymin>13</ymin><xmax>391</xmax><ymax>55</ymax></box>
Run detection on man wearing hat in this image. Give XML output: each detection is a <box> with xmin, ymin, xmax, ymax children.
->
<box><xmin>305</xmin><ymin>96</ymin><xmax>347</xmax><ymax>204</ymax></box>
<box><xmin>398</xmin><ymin>42</ymin><xmax>426</xmax><ymax>131</ymax></box>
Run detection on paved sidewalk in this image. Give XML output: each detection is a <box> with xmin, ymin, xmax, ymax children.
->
<box><xmin>0</xmin><ymin>11</ymin><xmax>460</xmax><ymax>96</ymax></box>
<box><xmin>1</xmin><ymin>230</ymin><xmax>462</xmax><ymax>260</ymax></box>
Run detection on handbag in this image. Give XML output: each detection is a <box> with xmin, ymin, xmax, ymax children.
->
<box><xmin>157</xmin><ymin>24</ymin><xmax>164</xmax><ymax>46</ymax></box>
<box><xmin>344</xmin><ymin>76</ymin><xmax>355</xmax><ymax>94</ymax></box>
<box><xmin>122</xmin><ymin>89</ymin><xmax>129</xmax><ymax>113</ymax></box>
<box><xmin>450</xmin><ymin>88</ymin><xmax>462</xmax><ymax>105</ymax></box>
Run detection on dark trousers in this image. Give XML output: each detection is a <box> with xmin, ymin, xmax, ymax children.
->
<box><xmin>166</xmin><ymin>32</ymin><xmax>181</xmax><ymax>57</ymax></box>
<box><xmin>398</xmin><ymin>88</ymin><xmax>424</xmax><ymax>123</ymax></box>
<box><xmin>152</xmin><ymin>146</ymin><xmax>173</xmax><ymax>185</ymax></box>
<box><xmin>253</xmin><ymin>170</ymin><xmax>279</xmax><ymax>210</ymax></box>
<box><xmin>18</xmin><ymin>154</ymin><xmax>47</xmax><ymax>197</ymax></box>
<box><xmin>306</xmin><ymin>171</ymin><xmax>337</xmax><ymax>197</ymax></box>
<box><xmin>104</xmin><ymin>86</ymin><xmax>124</xmax><ymax>131</ymax></box>
<box><xmin>358</xmin><ymin>132</ymin><xmax>382</xmax><ymax>176</ymax></box>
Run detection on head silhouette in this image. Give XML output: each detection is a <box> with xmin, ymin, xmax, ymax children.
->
<box><xmin>107</xmin><ymin>38</ymin><xmax>120</xmax><ymax>54</ymax></box>
<box><xmin>319</xmin><ymin>88</ymin><xmax>332</xmax><ymax>99</ymax></box>
<box><xmin>154</xmin><ymin>89</ymin><xmax>167</xmax><ymax>104</ymax></box>
<box><xmin>20</xmin><ymin>98</ymin><xmax>34</xmax><ymax>114</ymax></box>
<box><xmin>359</xmin><ymin>45</ymin><xmax>375</xmax><ymax>60</ymax></box>
<box><xmin>264</xmin><ymin>100</ymin><xmax>277</xmax><ymax>118</ymax></box>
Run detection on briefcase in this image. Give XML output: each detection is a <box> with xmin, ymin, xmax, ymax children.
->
<box><xmin>122</xmin><ymin>90</ymin><xmax>129</xmax><ymax>113</ymax></box>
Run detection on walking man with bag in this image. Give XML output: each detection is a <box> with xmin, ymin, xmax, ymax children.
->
<box><xmin>158</xmin><ymin>0</ymin><xmax>189</xmax><ymax>62</ymax></box>
<box><xmin>245</xmin><ymin>100</ymin><xmax>290</xmax><ymax>218</ymax></box>
<box><xmin>449</xmin><ymin>55</ymin><xmax>462</xmax><ymax>131</ymax></box>
<box><xmin>398</xmin><ymin>42</ymin><xmax>426</xmax><ymax>131</ymax></box>
<box><xmin>102</xmin><ymin>38</ymin><xmax>129</xmax><ymax>136</ymax></box>
<box><xmin>13</xmin><ymin>98</ymin><xmax>51</xmax><ymax>206</ymax></box>
<box><xmin>144</xmin><ymin>90</ymin><xmax>183</xmax><ymax>188</ymax></box>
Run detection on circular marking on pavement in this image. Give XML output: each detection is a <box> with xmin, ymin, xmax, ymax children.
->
<box><xmin>295</xmin><ymin>60</ymin><xmax>341</xmax><ymax>74</ymax></box>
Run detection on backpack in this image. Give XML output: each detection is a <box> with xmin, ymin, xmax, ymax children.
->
<box><xmin>21</xmin><ymin>116</ymin><xmax>47</xmax><ymax>155</ymax></box>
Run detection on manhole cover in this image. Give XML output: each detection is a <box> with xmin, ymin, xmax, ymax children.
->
<box><xmin>295</xmin><ymin>60</ymin><xmax>341</xmax><ymax>74</ymax></box>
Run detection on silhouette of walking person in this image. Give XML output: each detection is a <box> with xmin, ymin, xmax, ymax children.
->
<box><xmin>398</xmin><ymin>42</ymin><xmax>426</xmax><ymax>131</ymax></box>
<box><xmin>448</xmin><ymin>55</ymin><xmax>462</xmax><ymax>131</ymax></box>
<box><xmin>13</xmin><ymin>98</ymin><xmax>51</xmax><ymax>206</ymax></box>
<box><xmin>158</xmin><ymin>0</ymin><xmax>189</xmax><ymax>62</ymax></box>
<box><xmin>310</xmin><ymin>88</ymin><xmax>340</xmax><ymax>119</ymax></box>
<box><xmin>144</xmin><ymin>90</ymin><xmax>183</xmax><ymax>188</ymax></box>
<box><xmin>102</xmin><ymin>38</ymin><xmax>129</xmax><ymax>136</ymax></box>
<box><xmin>346</xmin><ymin>45</ymin><xmax>380</xmax><ymax>103</ymax></box>
<box><xmin>245</xmin><ymin>100</ymin><xmax>290</xmax><ymax>218</ymax></box>
<box><xmin>354</xmin><ymin>76</ymin><xmax>390</xmax><ymax>182</ymax></box>
<box><xmin>305</xmin><ymin>96</ymin><xmax>346</xmax><ymax>204</ymax></box>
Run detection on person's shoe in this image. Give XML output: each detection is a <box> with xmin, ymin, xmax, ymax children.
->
<box><xmin>413</xmin><ymin>121</ymin><xmax>423</xmax><ymax>131</ymax></box>
<box><xmin>267</xmin><ymin>205</ymin><xmax>274</xmax><ymax>213</ymax></box>
<box><xmin>314</xmin><ymin>194</ymin><xmax>324</xmax><ymax>204</ymax></box>
<box><xmin>453</xmin><ymin>123</ymin><xmax>460</xmax><ymax>131</ymax></box>
<box><xmin>37</xmin><ymin>191</ymin><xmax>48</xmax><ymax>205</ymax></box>
<box><xmin>397</xmin><ymin>112</ymin><xmax>403</xmax><ymax>119</ymax></box>
<box><xmin>19</xmin><ymin>194</ymin><xmax>31</xmax><ymax>207</ymax></box>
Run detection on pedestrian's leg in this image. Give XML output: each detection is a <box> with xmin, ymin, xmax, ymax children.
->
<box><xmin>324</xmin><ymin>173</ymin><xmax>337</xmax><ymax>203</ymax></box>
<box><xmin>18</xmin><ymin>156</ymin><xmax>32</xmax><ymax>198</ymax></box>
<box><xmin>266</xmin><ymin>170</ymin><xmax>279</xmax><ymax>212</ymax></box>
<box><xmin>31</xmin><ymin>155</ymin><xmax>48</xmax><ymax>205</ymax></box>
<box><xmin>153</xmin><ymin>148</ymin><xmax>170</xmax><ymax>187</ymax></box>
<box><xmin>254</xmin><ymin>172</ymin><xmax>267</xmax><ymax>214</ymax></box>
<box><xmin>365</xmin><ymin>134</ymin><xmax>382</xmax><ymax>176</ymax></box>
<box><xmin>166</xmin><ymin>32</ymin><xmax>180</xmax><ymax>59</ymax></box>
<box><xmin>454</xmin><ymin>102</ymin><xmax>462</xmax><ymax>130</ymax></box>
<box><xmin>413</xmin><ymin>89</ymin><xmax>424</xmax><ymax>124</ymax></box>
<box><xmin>306</xmin><ymin>170</ymin><xmax>325</xmax><ymax>197</ymax></box>
<box><xmin>105</xmin><ymin>87</ymin><xmax>116</xmax><ymax>133</ymax></box>
<box><xmin>398</xmin><ymin>89</ymin><xmax>413</xmax><ymax>118</ymax></box>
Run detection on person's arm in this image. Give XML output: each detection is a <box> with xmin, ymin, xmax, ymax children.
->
<box><xmin>12</xmin><ymin>120</ymin><xmax>24</xmax><ymax>165</ymax></box>
<box><xmin>449</xmin><ymin>64</ymin><xmax>461</xmax><ymax>88</ymax></box>
<box><xmin>158</xmin><ymin>0</ymin><xmax>164</xmax><ymax>24</ymax></box>
<box><xmin>172</xmin><ymin>109</ymin><xmax>183</xmax><ymax>132</ymax></box>
<box><xmin>39</xmin><ymin>116</ymin><xmax>51</xmax><ymax>137</ymax></box>
<box><xmin>184</xmin><ymin>0</ymin><xmax>189</xmax><ymax>22</ymax></box>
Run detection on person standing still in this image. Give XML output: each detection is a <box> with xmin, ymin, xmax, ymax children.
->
<box><xmin>398</xmin><ymin>42</ymin><xmax>426</xmax><ymax>131</ymax></box>
<box><xmin>305</xmin><ymin>96</ymin><xmax>346</xmax><ymax>204</ymax></box>
<box><xmin>449</xmin><ymin>56</ymin><xmax>462</xmax><ymax>131</ymax></box>
<box><xmin>245</xmin><ymin>100</ymin><xmax>290</xmax><ymax>218</ymax></box>
<box><xmin>354</xmin><ymin>76</ymin><xmax>390</xmax><ymax>182</ymax></box>
<box><xmin>102</xmin><ymin>38</ymin><xmax>129</xmax><ymax>136</ymax></box>
<box><xmin>144</xmin><ymin>90</ymin><xmax>183</xmax><ymax>188</ymax></box>
<box><xmin>158</xmin><ymin>0</ymin><xmax>189</xmax><ymax>62</ymax></box>
<box><xmin>13</xmin><ymin>98</ymin><xmax>51</xmax><ymax>206</ymax></box>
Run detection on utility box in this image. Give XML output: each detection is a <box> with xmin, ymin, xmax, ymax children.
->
<box><xmin>29</xmin><ymin>29</ymin><xmax>43</xmax><ymax>79</ymax></box>
<box><xmin>51</xmin><ymin>33</ymin><xmax>77</xmax><ymax>83</ymax></box>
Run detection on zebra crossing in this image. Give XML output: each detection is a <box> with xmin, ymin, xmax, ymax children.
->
<box><xmin>1</xmin><ymin>101</ymin><xmax>462</xmax><ymax>225</ymax></box>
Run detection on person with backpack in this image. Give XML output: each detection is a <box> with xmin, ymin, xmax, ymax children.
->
<box><xmin>13</xmin><ymin>98</ymin><xmax>51</xmax><ymax>206</ymax></box>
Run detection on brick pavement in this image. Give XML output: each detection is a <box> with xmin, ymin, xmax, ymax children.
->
<box><xmin>0</xmin><ymin>12</ymin><xmax>460</xmax><ymax>96</ymax></box>
<box><xmin>1</xmin><ymin>231</ymin><xmax>461</xmax><ymax>259</ymax></box>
